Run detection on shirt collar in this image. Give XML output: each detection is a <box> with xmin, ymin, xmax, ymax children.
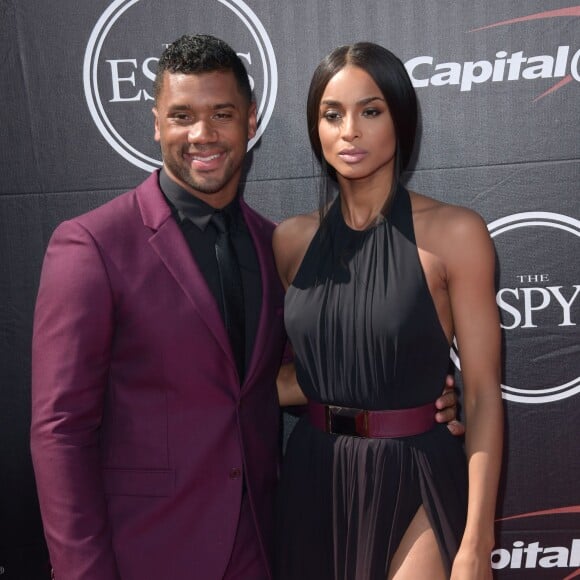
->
<box><xmin>159</xmin><ymin>168</ymin><xmax>241</xmax><ymax>231</ymax></box>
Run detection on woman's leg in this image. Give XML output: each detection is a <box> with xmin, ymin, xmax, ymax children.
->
<box><xmin>387</xmin><ymin>505</ymin><xmax>446</xmax><ymax>580</ymax></box>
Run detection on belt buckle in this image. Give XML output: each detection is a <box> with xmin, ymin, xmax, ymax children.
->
<box><xmin>326</xmin><ymin>406</ymin><xmax>369</xmax><ymax>437</ymax></box>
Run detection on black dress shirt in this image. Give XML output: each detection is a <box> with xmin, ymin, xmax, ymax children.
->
<box><xmin>159</xmin><ymin>169</ymin><xmax>262</xmax><ymax>377</ymax></box>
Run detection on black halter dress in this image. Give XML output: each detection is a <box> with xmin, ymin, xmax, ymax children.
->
<box><xmin>276</xmin><ymin>187</ymin><xmax>468</xmax><ymax>579</ymax></box>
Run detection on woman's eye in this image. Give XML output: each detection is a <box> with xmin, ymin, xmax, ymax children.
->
<box><xmin>322</xmin><ymin>111</ymin><xmax>341</xmax><ymax>121</ymax></box>
<box><xmin>363</xmin><ymin>108</ymin><xmax>380</xmax><ymax>118</ymax></box>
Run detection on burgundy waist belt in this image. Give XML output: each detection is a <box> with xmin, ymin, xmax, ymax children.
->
<box><xmin>306</xmin><ymin>400</ymin><xmax>436</xmax><ymax>438</ymax></box>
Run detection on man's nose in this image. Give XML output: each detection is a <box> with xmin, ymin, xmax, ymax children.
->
<box><xmin>188</xmin><ymin>120</ymin><xmax>217</xmax><ymax>143</ymax></box>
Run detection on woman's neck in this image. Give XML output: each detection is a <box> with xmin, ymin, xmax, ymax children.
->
<box><xmin>337</xmin><ymin>173</ymin><xmax>395</xmax><ymax>230</ymax></box>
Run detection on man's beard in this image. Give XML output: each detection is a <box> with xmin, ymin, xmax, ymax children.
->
<box><xmin>164</xmin><ymin>149</ymin><xmax>237</xmax><ymax>196</ymax></box>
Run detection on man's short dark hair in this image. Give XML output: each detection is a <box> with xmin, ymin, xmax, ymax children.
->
<box><xmin>153</xmin><ymin>34</ymin><xmax>252</xmax><ymax>104</ymax></box>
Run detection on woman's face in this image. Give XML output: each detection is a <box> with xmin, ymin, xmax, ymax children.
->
<box><xmin>317</xmin><ymin>65</ymin><xmax>397</xmax><ymax>184</ymax></box>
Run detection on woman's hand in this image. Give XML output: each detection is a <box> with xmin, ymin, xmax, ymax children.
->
<box><xmin>450</xmin><ymin>544</ymin><xmax>493</xmax><ymax>580</ymax></box>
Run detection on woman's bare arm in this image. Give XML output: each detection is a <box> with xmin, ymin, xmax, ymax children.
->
<box><xmin>444</xmin><ymin>208</ymin><xmax>503</xmax><ymax>579</ymax></box>
<box><xmin>276</xmin><ymin>362</ymin><xmax>307</xmax><ymax>406</ymax></box>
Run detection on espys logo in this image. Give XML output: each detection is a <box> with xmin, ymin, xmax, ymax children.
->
<box><xmin>405</xmin><ymin>6</ymin><xmax>580</xmax><ymax>100</ymax></box>
<box><xmin>451</xmin><ymin>212</ymin><xmax>580</xmax><ymax>404</ymax></box>
<box><xmin>84</xmin><ymin>0</ymin><xmax>277</xmax><ymax>171</ymax></box>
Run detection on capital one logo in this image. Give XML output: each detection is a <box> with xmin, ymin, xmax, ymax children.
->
<box><xmin>83</xmin><ymin>0</ymin><xmax>277</xmax><ymax>171</ymax></box>
<box><xmin>492</xmin><ymin>506</ymin><xmax>580</xmax><ymax>574</ymax></box>
<box><xmin>405</xmin><ymin>6</ymin><xmax>580</xmax><ymax>101</ymax></box>
<box><xmin>451</xmin><ymin>212</ymin><xmax>580</xmax><ymax>404</ymax></box>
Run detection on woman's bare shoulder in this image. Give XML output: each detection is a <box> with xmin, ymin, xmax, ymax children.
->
<box><xmin>273</xmin><ymin>211</ymin><xmax>320</xmax><ymax>288</ymax></box>
<box><xmin>409</xmin><ymin>190</ymin><xmax>490</xmax><ymax>245</ymax></box>
<box><xmin>274</xmin><ymin>212</ymin><xmax>319</xmax><ymax>240</ymax></box>
<box><xmin>409</xmin><ymin>189</ymin><xmax>494</xmax><ymax>284</ymax></box>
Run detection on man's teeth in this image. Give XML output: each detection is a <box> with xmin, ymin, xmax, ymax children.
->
<box><xmin>192</xmin><ymin>153</ymin><xmax>220</xmax><ymax>161</ymax></box>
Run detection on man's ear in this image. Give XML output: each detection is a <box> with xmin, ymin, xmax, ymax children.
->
<box><xmin>247</xmin><ymin>101</ymin><xmax>258</xmax><ymax>141</ymax></box>
<box><xmin>152</xmin><ymin>107</ymin><xmax>160</xmax><ymax>142</ymax></box>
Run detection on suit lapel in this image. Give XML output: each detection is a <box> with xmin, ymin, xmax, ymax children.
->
<box><xmin>136</xmin><ymin>174</ymin><xmax>237</xmax><ymax>378</ymax></box>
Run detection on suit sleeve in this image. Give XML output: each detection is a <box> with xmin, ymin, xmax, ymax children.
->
<box><xmin>30</xmin><ymin>220</ymin><xmax>120</xmax><ymax>579</ymax></box>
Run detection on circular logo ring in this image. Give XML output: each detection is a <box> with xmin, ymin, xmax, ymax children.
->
<box><xmin>450</xmin><ymin>211</ymin><xmax>580</xmax><ymax>404</ymax></box>
<box><xmin>84</xmin><ymin>0</ymin><xmax>277</xmax><ymax>171</ymax></box>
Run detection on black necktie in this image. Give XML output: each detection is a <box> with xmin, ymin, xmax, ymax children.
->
<box><xmin>211</xmin><ymin>210</ymin><xmax>246</xmax><ymax>380</ymax></box>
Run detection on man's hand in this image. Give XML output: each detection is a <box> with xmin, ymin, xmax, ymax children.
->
<box><xmin>434</xmin><ymin>375</ymin><xmax>466</xmax><ymax>436</ymax></box>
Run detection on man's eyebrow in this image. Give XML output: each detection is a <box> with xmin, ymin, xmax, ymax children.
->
<box><xmin>212</xmin><ymin>102</ymin><xmax>237</xmax><ymax>110</ymax></box>
<box><xmin>167</xmin><ymin>102</ymin><xmax>237</xmax><ymax>111</ymax></box>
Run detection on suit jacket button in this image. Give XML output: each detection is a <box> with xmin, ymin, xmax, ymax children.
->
<box><xmin>229</xmin><ymin>467</ymin><xmax>242</xmax><ymax>479</ymax></box>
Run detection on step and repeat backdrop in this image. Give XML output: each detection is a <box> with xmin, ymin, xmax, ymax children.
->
<box><xmin>0</xmin><ymin>1</ymin><xmax>578</xmax><ymax>577</ymax></box>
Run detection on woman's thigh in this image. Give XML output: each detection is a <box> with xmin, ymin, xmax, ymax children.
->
<box><xmin>387</xmin><ymin>505</ymin><xmax>446</xmax><ymax>580</ymax></box>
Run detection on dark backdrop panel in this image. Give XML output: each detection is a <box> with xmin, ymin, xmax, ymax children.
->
<box><xmin>0</xmin><ymin>0</ymin><xmax>578</xmax><ymax>577</ymax></box>
<box><xmin>0</xmin><ymin>190</ymin><xmax>123</xmax><ymax>577</ymax></box>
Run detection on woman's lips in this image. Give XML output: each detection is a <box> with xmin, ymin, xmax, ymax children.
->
<box><xmin>338</xmin><ymin>148</ymin><xmax>367</xmax><ymax>163</ymax></box>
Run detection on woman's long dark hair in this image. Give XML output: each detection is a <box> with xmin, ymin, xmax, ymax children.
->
<box><xmin>306</xmin><ymin>42</ymin><xmax>418</xmax><ymax>220</ymax></box>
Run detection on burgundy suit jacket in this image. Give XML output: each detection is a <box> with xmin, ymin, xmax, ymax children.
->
<box><xmin>30</xmin><ymin>172</ymin><xmax>287</xmax><ymax>579</ymax></box>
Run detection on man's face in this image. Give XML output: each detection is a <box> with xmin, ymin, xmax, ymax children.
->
<box><xmin>153</xmin><ymin>70</ymin><xmax>257</xmax><ymax>208</ymax></box>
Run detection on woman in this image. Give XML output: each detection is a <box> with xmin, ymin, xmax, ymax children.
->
<box><xmin>274</xmin><ymin>43</ymin><xmax>503</xmax><ymax>579</ymax></box>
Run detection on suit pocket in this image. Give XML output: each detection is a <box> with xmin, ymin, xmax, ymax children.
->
<box><xmin>103</xmin><ymin>467</ymin><xmax>174</xmax><ymax>497</ymax></box>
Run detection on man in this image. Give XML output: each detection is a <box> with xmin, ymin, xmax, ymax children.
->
<box><xmin>31</xmin><ymin>34</ymin><xmax>461</xmax><ymax>580</ymax></box>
